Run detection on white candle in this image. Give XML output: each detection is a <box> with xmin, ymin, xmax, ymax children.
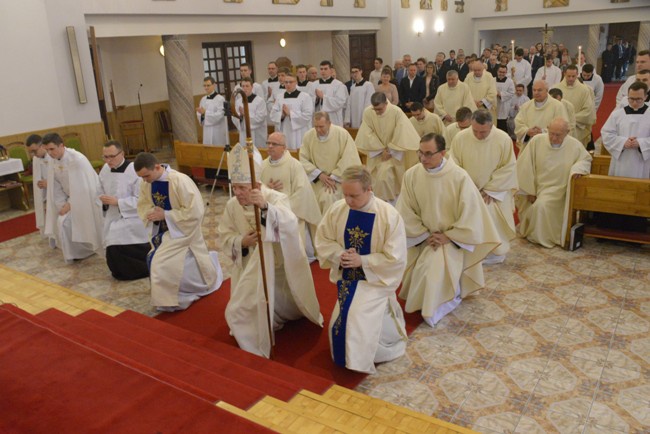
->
<box><xmin>578</xmin><ymin>45</ymin><xmax>582</xmax><ymax>72</ymax></box>
<box><xmin>511</xmin><ymin>40</ymin><xmax>515</xmax><ymax>59</ymax></box>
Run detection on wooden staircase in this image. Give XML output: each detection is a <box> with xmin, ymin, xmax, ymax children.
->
<box><xmin>0</xmin><ymin>264</ymin><xmax>476</xmax><ymax>434</ymax></box>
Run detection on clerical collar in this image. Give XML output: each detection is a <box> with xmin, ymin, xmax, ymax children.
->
<box><xmin>279</xmin><ymin>84</ymin><xmax>285</xmax><ymax>89</ymax></box>
<box><xmin>534</xmin><ymin>99</ymin><xmax>546</xmax><ymax>108</ymax></box>
<box><xmin>157</xmin><ymin>164</ymin><xmax>170</xmax><ymax>182</ymax></box>
<box><xmin>319</xmin><ymin>77</ymin><xmax>334</xmax><ymax>84</ymax></box>
<box><xmin>284</xmin><ymin>89</ymin><xmax>300</xmax><ymax>98</ymax></box>
<box><xmin>496</xmin><ymin>76</ymin><xmax>507</xmax><ymax>83</ymax></box>
<box><xmin>473</xmin><ymin>76</ymin><xmax>482</xmax><ymax>82</ymax></box>
<box><xmin>297</xmin><ymin>80</ymin><xmax>309</xmax><ymax>87</ymax></box>
<box><xmin>269</xmin><ymin>152</ymin><xmax>286</xmax><ymax>164</ymax></box>
<box><xmin>267</xmin><ymin>76</ymin><xmax>278</xmax><ymax>82</ymax></box>
<box><xmin>318</xmin><ymin>133</ymin><xmax>329</xmax><ymax>142</ymax></box>
<box><xmin>624</xmin><ymin>104</ymin><xmax>648</xmax><ymax>115</ymax></box>
<box><xmin>247</xmin><ymin>94</ymin><xmax>256</xmax><ymax>103</ymax></box>
<box><xmin>354</xmin><ymin>79</ymin><xmax>367</xmax><ymax>86</ymax></box>
<box><xmin>111</xmin><ymin>158</ymin><xmax>129</xmax><ymax>173</ymax></box>
<box><xmin>550</xmin><ymin>142</ymin><xmax>563</xmax><ymax>149</ymax></box>
<box><xmin>426</xmin><ymin>157</ymin><xmax>447</xmax><ymax>173</ymax></box>
<box><xmin>581</xmin><ymin>76</ymin><xmax>593</xmax><ymax>82</ymax></box>
<box><xmin>206</xmin><ymin>91</ymin><xmax>218</xmax><ymax>100</ymax></box>
<box><xmin>356</xmin><ymin>193</ymin><xmax>375</xmax><ymax>213</ymax></box>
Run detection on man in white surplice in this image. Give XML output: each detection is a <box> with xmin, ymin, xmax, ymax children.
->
<box><xmin>97</xmin><ymin>141</ymin><xmax>151</xmax><ymax>281</ymax></box>
<box><xmin>315</xmin><ymin>60</ymin><xmax>349</xmax><ymax>126</ymax></box>
<box><xmin>135</xmin><ymin>152</ymin><xmax>222</xmax><ymax>311</ymax></box>
<box><xmin>344</xmin><ymin>65</ymin><xmax>374</xmax><ymax>129</ymax></box>
<box><xmin>315</xmin><ymin>166</ymin><xmax>408</xmax><ymax>374</ymax></box>
<box><xmin>26</xmin><ymin>134</ymin><xmax>55</xmax><ymax>247</ymax></box>
<box><xmin>196</xmin><ymin>76</ymin><xmax>229</xmax><ymax>146</ymax></box>
<box><xmin>42</xmin><ymin>133</ymin><xmax>104</xmax><ymax>264</ymax></box>
<box><xmin>219</xmin><ymin>143</ymin><xmax>323</xmax><ymax>358</ymax></box>
<box><xmin>270</xmin><ymin>72</ymin><xmax>314</xmax><ymax>150</ymax></box>
<box><xmin>232</xmin><ymin>77</ymin><xmax>267</xmax><ymax>149</ymax></box>
<box><xmin>602</xmin><ymin>82</ymin><xmax>650</xmax><ymax>179</ymax></box>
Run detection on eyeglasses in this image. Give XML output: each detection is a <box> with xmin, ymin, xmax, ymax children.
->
<box><xmin>266</xmin><ymin>141</ymin><xmax>285</xmax><ymax>147</ymax></box>
<box><xmin>417</xmin><ymin>149</ymin><xmax>443</xmax><ymax>158</ymax></box>
<box><xmin>628</xmin><ymin>97</ymin><xmax>646</xmax><ymax>102</ymax></box>
<box><xmin>102</xmin><ymin>151</ymin><xmax>123</xmax><ymax>160</ymax></box>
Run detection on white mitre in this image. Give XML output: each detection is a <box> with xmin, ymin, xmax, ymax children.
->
<box><xmin>227</xmin><ymin>143</ymin><xmax>263</xmax><ymax>184</ymax></box>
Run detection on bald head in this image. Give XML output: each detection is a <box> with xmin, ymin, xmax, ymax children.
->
<box><xmin>548</xmin><ymin>117</ymin><xmax>570</xmax><ymax>145</ymax></box>
<box><xmin>472</xmin><ymin>61</ymin><xmax>484</xmax><ymax>77</ymax></box>
<box><xmin>532</xmin><ymin>80</ymin><xmax>549</xmax><ymax>103</ymax></box>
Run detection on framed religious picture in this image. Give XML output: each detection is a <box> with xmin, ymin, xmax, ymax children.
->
<box><xmin>454</xmin><ymin>0</ymin><xmax>464</xmax><ymax>12</ymax></box>
<box><xmin>272</xmin><ymin>0</ymin><xmax>300</xmax><ymax>4</ymax></box>
<box><xmin>420</xmin><ymin>0</ymin><xmax>432</xmax><ymax>10</ymax></box>
<box><xmin>354</xmin><ymin>0</ymin><xmax>366</xmax><ymax>7</ymax></box>
<box><xmin>401</xmin><ymin>0</ymin><xmax>410</xmax><ymax>7</ymax></box>
<box><xmin>610</xmin><ymin>0</ymin><xmax>630</xmax><ymax>2</ymax></box>
<box><xmin>543</xmin><ymin>0</ymin><xmax>569</xmax><ymax>7</ymax></box>
<box><xmin>320</xmin><ymin>0</ymin><xmax>333</xmax><ymax>5</ymax></box>
<box><xmin>223</xmin><ymin>0</ymin><xmax>243</xmax><ymax>3</ymax></box>
<box><xmin>495</xmin><ymin>0</ymin><xmax>507</xmax><ymax>11</ymax></box>
<box><xmin>441</xmin><ymin>0</ymin><xmax>448</xmax><ymax>11</ymax></box>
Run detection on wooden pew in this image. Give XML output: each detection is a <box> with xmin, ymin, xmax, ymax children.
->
<box><xmin>565</xmin><ymin>174</ymin><xmax>650</xmax><ymax>247</ymax></box>
<box><xmin>590</xmin><ymin>154</ymin><xmax>611</xmax><ymax>176</ymax></box>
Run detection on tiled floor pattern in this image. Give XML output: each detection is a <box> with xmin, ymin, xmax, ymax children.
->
<box><xmin>1</xmin><ymin>187</ymin><xmax>648</xmax><ymax>434</ymax></box>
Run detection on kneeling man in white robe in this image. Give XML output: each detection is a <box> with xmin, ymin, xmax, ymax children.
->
<box><xmin>98</xmin><ymin>141</ymin><xmax>152</xmax><ymax>280</ymax></box>
<box><xmin>43</xmin><ymin>133</ymin><xmax>104</xmax><ymax>264</ymax></box>
<box><xmin>397</xmin><ymin>133</ymin><xmax>500</xmax><ymax>327</ymax></box>
<box><xmin>516</xmin><ymin>118</ymin><xmax>592</xmax><ymax>248</ymax></box>
<box><xmin>218</xmin><ymin>144</ymin><xmax>323</xmax><ymax>358</ymax></box>
<box><xmin>315</xmin><ymin>166</ymin><xmax>408</xmax><ymax>374</ymax></box>
<box><xmin>135</xmin><ymin>152</ymin><xmax>222</xmax><ymax>311</ymax></box>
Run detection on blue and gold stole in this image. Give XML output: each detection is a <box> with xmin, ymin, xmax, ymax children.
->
<box><xmin>146</xmin><ymin>180</ymin><xmax>172</xmax><ymax>270</ymax></box>
<box><xmin>332</xmin><ymin>209</ymin><xmax>375</xmax><ymax>367</ymax></box>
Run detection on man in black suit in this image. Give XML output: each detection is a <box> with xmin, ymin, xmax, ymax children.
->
<box><xmin>434</xmin><ymin>52</ymin><xmax>447</xmax><ymax>84</ymax></box>
<box><xmin>613</xmin><ymin>39</ymin><xmax>626</xmax><ymax>80</ymax></box>
<box><xmin>601</xmin><ymin>43</ymin><xmax>615</xmax><ymax>83</ymax></box>
<box><xmin>399</xmin><ymin>63</ymin><xmax>426</xmax><ymax>112</ymax></box>
<box><xmin>456</xmin><ymin>54</ymin><xmax>470</xmax><ymax>82</ymax></box>
<box><xmin>444</xmin><ymin>50</ymin><xmax>457</xmax><ymax>70</ymax></box>
<box><xmin>527</xmin><ymin>46</ymin><xmax>544</xmax><ymax>97</ymax></box>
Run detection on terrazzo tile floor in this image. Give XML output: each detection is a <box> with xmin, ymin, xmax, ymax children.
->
<box><xmin>1</xmin><ymin>185</ymin><xmax>648</xmax><ymax>434</ymax></box>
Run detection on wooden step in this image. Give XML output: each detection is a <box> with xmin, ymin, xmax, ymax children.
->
<box><xmin>0</xmin><ymin>265</ymin><xmax>123</xmax><ymax>316</ymax></box>
<box><xmin>248</xmin><ymin>396</ymin><xmax>350</xmax><ymax>434</ymax></box>
<box><xmin>290</xmin><ymin>390</ymin><xmax>406</xmax><ymax>434</ymax></box>
<box><xmin>323</xmin><ymin>385</ymin><xmax>477</xmax><ymax>434</ymax></box>
<box><xmin>217</xmin><ymin>401</ymin><xmax>287</xmax><ymax>433</ymax></box>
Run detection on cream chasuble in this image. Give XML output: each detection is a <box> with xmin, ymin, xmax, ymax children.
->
<box><xmin>514</xmin><ymin>97</ymin><xmax>567</xmax><ymax>149</ymax></box>
<box><xmin>315</xmin><ymin>195</ymin><xmax>408</xmax><ymax>374</ymax></box>
<box><xmin>138</xmin><ymin>168</ymin><xmax>220</xmax><ymax>307</ymax></box>
<box><xmin>300</xmin><ymin>125</ymin><xmax>361</xmax><ymax>214</ymax></box>
<box><xmin>449</xmin><ymin>127</ymin><xmax>518</xmax><ymax>256</ymax></box>
<box><xmin>465</xmin><ymin>72</ymin><xmax>498</xmax><ymax>120</ymax></box>
<box><xmin>396</xmin><ymin>160</ymin><xmax>500</xmax><ymax>325</ymax></box>
<box><xmin>409</xmin><ymin>110</ymin><xmax>448</xmax><ymax>143</ymax></box>
<box><xmin>355</xmin><ymin>102</ymin><xmax>421</xmax><ymax>202</ymax></box>
<box><xmin>553</xmin><ymin>80</ymin><xmax>596</xmax><ymax>145</ymax></box>
<box><xmin>433</xmin><ymin>82</ymin><xmax>478</xmax><ymax>122</ymax></box>
<box><xmin>516</xmin><ymin>134</ymin><xmax>592</xmax><ymax>248</ymax></box>
<box><xmin>219</xmin><ymin>186</ymin><xmax>323</xmax><ymax>358</ymax></box>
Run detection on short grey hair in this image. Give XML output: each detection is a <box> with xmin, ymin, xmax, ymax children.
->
<box><xmin>342</xmin><ymin>165</ymin><xmax>372</xmax><ymax>191</ymax></box>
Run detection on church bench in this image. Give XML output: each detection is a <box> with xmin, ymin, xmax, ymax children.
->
<box><xmin>590</xmin><ymin>154</ymin><xmax>611</xmax><ymax>175</ymax></box>
<box><xmin>565</xmin><ymin>174</ymin><xmax>650</xmax><ymax>248</ymax></box>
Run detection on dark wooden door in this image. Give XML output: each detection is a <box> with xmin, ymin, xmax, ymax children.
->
<box><xmin>607</xmin><ymin>22</ymin><xmax>639</xmax><ymax>47</ymax></box>
<box><xmin>201</xmin><ymin>41</ymin><xmax>253</xmax><ymax>100</ymax></box>
<box><xmin>349</xmin><ymin>34</ymin><xmax>377</xmax><ymax>81</ymax></box>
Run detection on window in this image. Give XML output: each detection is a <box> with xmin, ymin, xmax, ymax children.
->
<box><xmin>202</xmin><ymin>41</ymin><xmax>253</xmax><ymax>99</ymax></box>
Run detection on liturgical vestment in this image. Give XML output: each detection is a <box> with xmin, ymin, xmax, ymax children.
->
<box><xmin>355</xmin><ymin>102</ymin><xmax>421</xmax><ymax>202</ymax></box>
<box><xmin>397</xmin><ymin>159</ymin><xmax>500</xmax><ymax>326</ymax></box>
<box><xmin>315</xmin><ymin>195</ymin><xmax>408</xmax><ymax>374</ymax></box>
<box><xmin>219</xmin><ymin>186</ymin><xmax>323</xmax><ymax>358</ymax></box>
<box><xmin>300</xmin><ymin>125</ymin><xmax>361</xmax><ymax>214</ymax></box>
<box><xmin>138</xmin><ymin>166</ymin><xmax>222</xmax><ymax>308</ymax></box>
<box><xmin>449</xmin><ymin>126</ymin><xmax>518</xmax><ymax>256</ymax></box>
<box><xmin>516</xmin><ymin>134</ymin><xmax>592</xmax><ymax>248</ymax></box>
<box><xmin>514</xmin><ymin>97</ymin><xmax>567</xmax><ymax>149</ymax></box>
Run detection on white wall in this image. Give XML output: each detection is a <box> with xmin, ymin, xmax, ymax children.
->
<box><xmin>386</xmin><ymin>1</ymin><xmax>474</xmax><ymax>63</ymax></box>
<box><xmin>98</xmin><ymin>31</ymin><xmax>334</xmax><ymax>108</ymax></box>
<box><xmin>486</xmin><ymin>25</ymin><xmax>590</xmax><ymax>54</ymax></box>
<box><xmin>0</xmin><ymin>0</ymin><xmax>100</xmax><ymax>136</ymax></box>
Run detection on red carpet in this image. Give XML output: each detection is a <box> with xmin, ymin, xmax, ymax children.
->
<box><xmin>0</xmin><ymin>212</ymin><xmax>37</xmax><ymax>242</ymax></box>
<box><xmin>593</xmin><ymin>82</ymin><xmax>622</xmax><ymax>141</ymax></box>
<box><xmin>0</xmin><ymin>304</ymin><xmax>273</xmax><ymax>433</ymax></box>
<box><xmin>157</xmin><ymin>263</ymin><xmax>422</xmax><ymax>388</ymax></box>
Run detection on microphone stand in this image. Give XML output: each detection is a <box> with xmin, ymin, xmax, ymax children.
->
<box><xmin>137</xmin><ymin>84</ymin><xmax>149</xmax><ymax>151</ymax></box>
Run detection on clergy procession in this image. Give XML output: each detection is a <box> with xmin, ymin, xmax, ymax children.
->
<box><xmin>22</xmin><ymin>42</ymin><xmax>649</xmax><ymax>376</ymax></box>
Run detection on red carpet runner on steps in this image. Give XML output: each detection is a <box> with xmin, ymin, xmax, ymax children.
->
<box><xmin>0</xmin><ymin>303</ymin><xmax>285</xmax><ymax>433</ymax></box>
<box><xmin>157</xmin><ymin>262</ymin><xmax>422</xmax><ymax>388</ymax></box>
